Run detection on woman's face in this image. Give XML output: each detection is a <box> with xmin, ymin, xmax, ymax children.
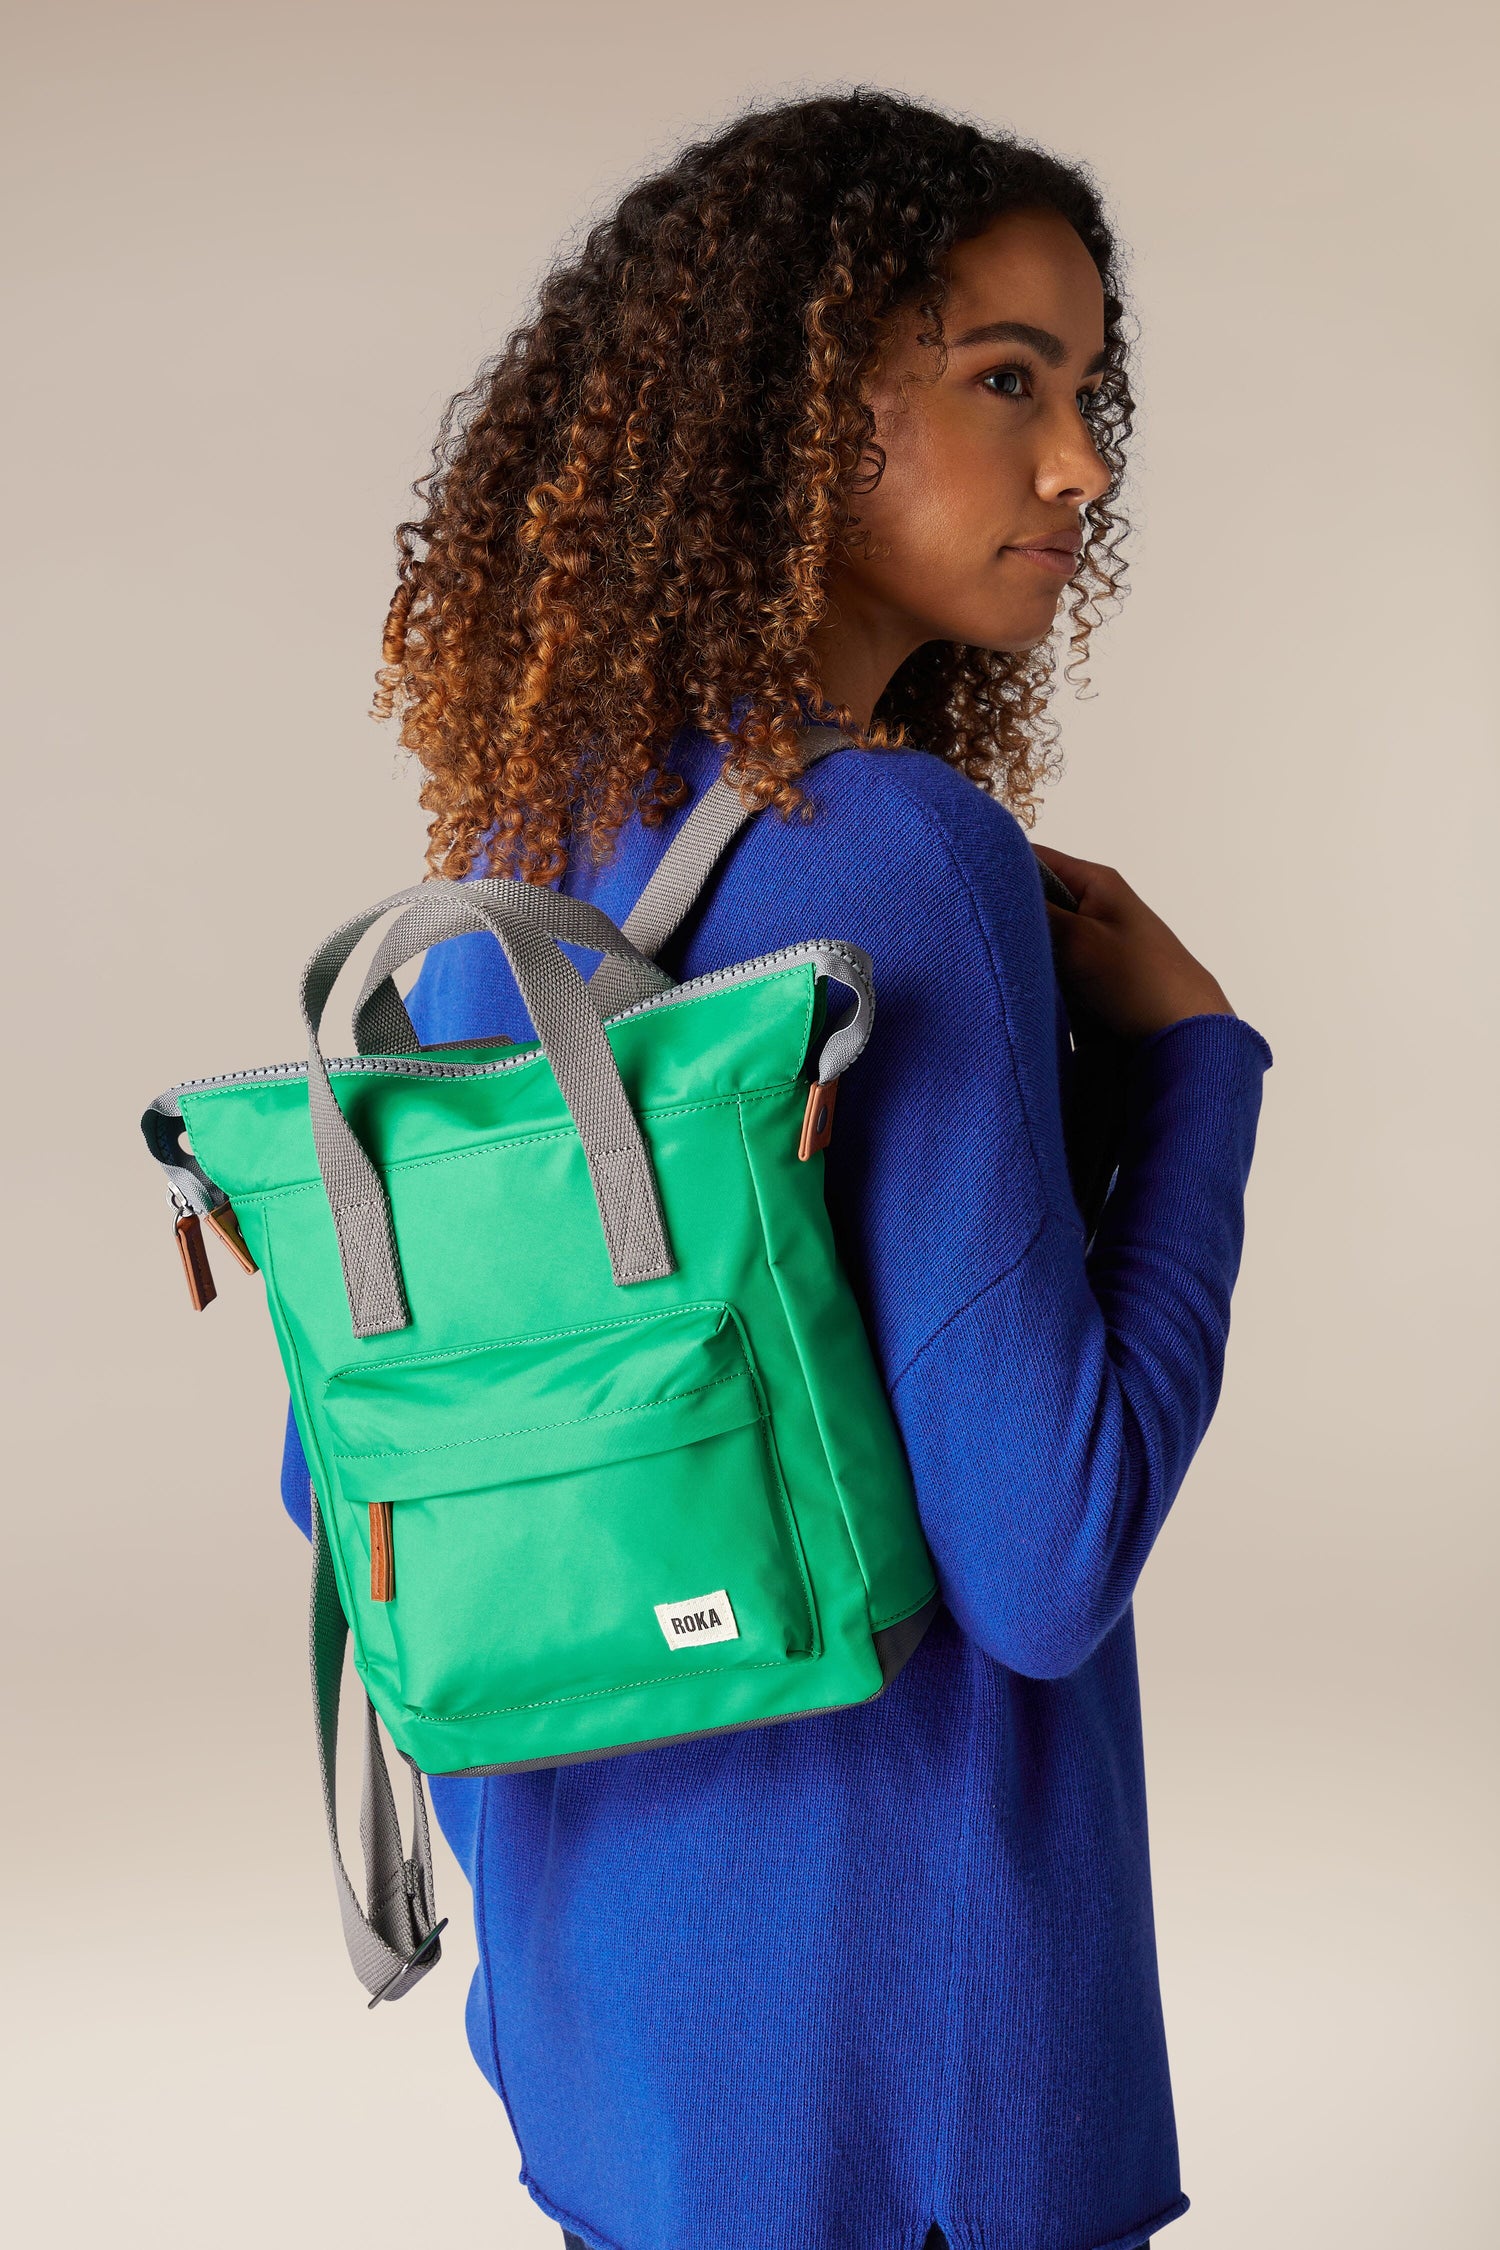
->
<box><xmin>827</xmin><ymin>207</ymin><xmax>1112</xmax><ymax>676</ymax></box>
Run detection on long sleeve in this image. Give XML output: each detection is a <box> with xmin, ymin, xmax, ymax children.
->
<box><xmin>889</xmin><ymin>1014</ymin><xmax>1269</xmax><ymax>1678</ymax></box>
<box><xmin>751</xmin><ymin>750</ymin><xmax>1275</xmax><ymax>1682</ymax></box>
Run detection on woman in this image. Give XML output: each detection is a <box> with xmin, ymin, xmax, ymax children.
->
<box><xmin>284</xmin><ymin>89</ymin><xmax>1270</xmax><ymax>2250</ymax></box>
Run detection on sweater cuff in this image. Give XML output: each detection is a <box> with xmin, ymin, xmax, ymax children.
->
<box><xmin>1132</xmin><ymin>1010</ymin><xmax>1273</xmax><ymax>1088</ymax></box>
<box><xmin>1108</xmin><ymin>1011</ymin><xmax>1271</xmax><ymax>1207</ymax></box>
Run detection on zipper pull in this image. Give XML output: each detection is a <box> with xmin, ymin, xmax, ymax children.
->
<box><xmin>169</xmin><ymin>1191</ymin><xmax>258</xmax><ymax>1308</ymax></box>
<box><xmin>369</xmin><ymin>1502</ymin><xmax>395</xmax><ymax>1602</ymax></box>
<box><xmin>798</xmin><ymin>1076</ymin><xmax>839</xmax><ymax>1161</ymax></box>
<box><xmin>205</xmin><ymin>1200</ymin><xmax>258</xmax><ymax>1274</ymax></box>
<box><xmin>173</xmin><ymin>1206</ymin><xmax>217</xmax><ymax>1310</ymax></box>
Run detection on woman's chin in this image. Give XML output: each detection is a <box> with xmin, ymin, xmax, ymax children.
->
<box><xmin>972</xmin><ymin>615</ymin><xmax>1061</xmax><ymax>657</ymax></box>
<box><xmin>957</xmin><ymin>588</ymin><xmax>1067</xmax><ymax>656</ymax></box>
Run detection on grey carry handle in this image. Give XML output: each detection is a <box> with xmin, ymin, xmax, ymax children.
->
<box><xmin>301</xmin><ymin>878</ymin><xmax>677</xmax><ymax>1337</ymax></box>
<box><xmin>349</xmin><ymin>882</ymin><xmax>670</xmax><ymax>1057</ymax></box>
<box><xmin>587</xmin><ymin>725</ymin><xmax>857</xmax><ymax>1010</ymax></box>
<box><xmin>310</xmin><ymin>1493</ymin><xmax>446</xmax><ymax>2005</ymax></box>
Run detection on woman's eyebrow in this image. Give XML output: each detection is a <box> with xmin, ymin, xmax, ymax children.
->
<box><xmin>950</xmin><ymin>318</ymin><xmax>1108</xmax><ymax>375</ymax></box>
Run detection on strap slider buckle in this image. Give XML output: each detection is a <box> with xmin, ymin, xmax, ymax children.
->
<box><xmin>366</xmin><ymin>1917</ymin><xmax>448</xmax><ymax>2008</ymax></box>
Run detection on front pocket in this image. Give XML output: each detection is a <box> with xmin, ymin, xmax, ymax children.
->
<box><xmin>322</xmin><ymin>1303</ymin><xmax>816</xmax><ymax>1719</ymax></box>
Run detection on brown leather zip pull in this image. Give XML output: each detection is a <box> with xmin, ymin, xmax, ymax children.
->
<box><xmin>798</xmin><ymin>1076</ymin><xmax>839</xmax><ymax>1160</ymax></box>
<box><xmin>205</xmin><ymin>1201</ymin><xmax>258</xmax><ymax>1274</ymax></box>
<box><xmin>369</xmin><ymin>1503</ymin><xmax>395</xmax><ymax>1602</ymax></box>
<box><xmin>174</xmin><ymin>1211</ymin><xmax>217</xmax><ymax>1310</ymax></box>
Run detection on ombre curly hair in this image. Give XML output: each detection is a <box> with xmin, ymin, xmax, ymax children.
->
<box><xmin>375</xmin><ymin>89</ymin><xmax>1133</xmax><ymax>883</ymax></box>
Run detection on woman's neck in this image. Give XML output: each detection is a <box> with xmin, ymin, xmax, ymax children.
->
<box><xmin>811</xmin><ymin>579</ymin><xmax>928</xmax><ymax>730</ymax></box>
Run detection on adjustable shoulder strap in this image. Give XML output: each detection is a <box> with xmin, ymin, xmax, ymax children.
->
<box><xmin>586</xmin><ymin>725</ymin><xmax>857</xmax><ymax>1010</ymax></box>
<box><xmin>310</xmin><ymin>1494</ymin><xmax>446</xmax><ymax>2005</ymax></box>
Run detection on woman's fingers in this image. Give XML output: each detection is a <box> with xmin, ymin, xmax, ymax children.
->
<box><xmin>1034</xmin><ymin>843</ymin><xmax>1129</xmax><ymax>919</ymax></box>
<box><xmin>1033</xmin><ymin>842</ymin><xmax>1099</xmax><ymax>890</ymax></box>
<box><xmin>1040</xmin><ymin>851</ymin><xmax>1233</xmax><ymax>1038</ymax></box>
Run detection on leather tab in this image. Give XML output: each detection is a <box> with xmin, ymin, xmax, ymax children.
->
<box><xmin>205</xmin><ymin>1200</ymin><xmax>258</xmax><ymax>1274</ymax></box>
<box><xmin>369</xmin><ymin>1503</ymin><xmax>395</xmax><ymax>1602</ymax></box>
<box><xmin>174</xmin><ymin>1211</ymin><xmax>217</xmax><ymax>1310</ymax></box>
<box><xmin>798</xmin><ymin>1076</ymin><xmax>839</xmax><ymax>1161</ymax></box>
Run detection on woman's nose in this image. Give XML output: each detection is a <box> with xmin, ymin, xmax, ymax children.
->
<box><xmin>1037</xmin><ymin>416</ymin><xmax>1110</xmax><ymax>509</ymax></box>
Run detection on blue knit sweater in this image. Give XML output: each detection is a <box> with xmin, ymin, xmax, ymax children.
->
<box><xmin>282</xmin><ymin>731</ymin><xmax>1270</xmax><ymax>2250</ymax></box>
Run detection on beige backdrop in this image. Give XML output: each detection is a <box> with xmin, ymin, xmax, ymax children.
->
<box><xmin>3</xmin><ymin>2</ymin><xmax>1495</xmax><ymax>2244</ymax></box>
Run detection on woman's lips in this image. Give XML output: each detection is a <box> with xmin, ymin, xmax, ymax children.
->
<box><xmin>1002</xmin><ymin>542</ymin><xmax>1080</xmax><ymax>579</ymax></box>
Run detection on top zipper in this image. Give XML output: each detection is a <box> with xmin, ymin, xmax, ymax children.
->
<box><xmin>161</xmin><ymin>942</ymin><xmax>858</xmax><ymax>1101</ymax></box>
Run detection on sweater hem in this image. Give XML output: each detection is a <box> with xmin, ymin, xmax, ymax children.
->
<box><xmin>1088</xmin><ymin>2188</ymin><xmax>1189</xmax><ymax>2250</ymax></box>
<box><xmin>521</xmin><ymin>2173</ymin><xmax>628</xmax><ymax>2250</ymax></box>
<box><xmin>920</xmin><ymin>2193</ymin><xmax>1190</xmax><ymax>2250</ymax></box>
<box><xmin>520</xmin><ymin>2173</ymin><xmax>1189</xmax><ymax>2250</ymax></box>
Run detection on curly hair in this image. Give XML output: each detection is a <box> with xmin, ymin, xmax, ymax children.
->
<box><xmin>375</xmin><ymin>89</ymin><xmax>1133</xmax><ymax>882</ymax></box>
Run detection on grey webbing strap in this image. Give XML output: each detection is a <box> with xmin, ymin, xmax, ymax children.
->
<box><xmin>350</xmin><ymin>885</ymin><xmax>667</xmax><ymax>1058</ymax></box>
<box><xmin>367</xmin><ymin>888</ymin><xmax>674</xmax><ymax>1288</ymax></box>
<box><xmin>1035</xmin><ymin>857</ymin><xmax>1079</xmax><ymax>912</ymax></box>
<box><xmin>310</xmin><ymin>1493</ymin><xmax>444</xmax><ymax>2005</ymax></box>
<box><xmin>587</xmin><ymin>726</ymin><xmax>857</xmax><ymax>1010</ymax></box>
<box><xmin>350</xmin><ymin>959</ymin><xmax>422</xmax><ymax>1056</ymax></box>
<box><xmin>301</xmin><ymin>879</ymin><xmax>677</xmax><ymax>1337</ymax></box>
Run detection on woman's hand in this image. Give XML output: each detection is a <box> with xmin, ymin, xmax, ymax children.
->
<box><xmin>1033</xmin><ymin>845</ymin><xmax>1234</xmax><ymax>1041</ymax></box>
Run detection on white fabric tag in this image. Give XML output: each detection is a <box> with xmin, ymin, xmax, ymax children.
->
<box><xmin>654</xmin><ymin>1589</ymin><xmax>739</xmax><ymax>1649</ymax></box>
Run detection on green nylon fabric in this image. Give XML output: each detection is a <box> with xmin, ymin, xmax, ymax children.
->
<box><xmin>177</xmin><ymin>959</ymin><xmax>936</xmax><ymax>1773</ymax></box>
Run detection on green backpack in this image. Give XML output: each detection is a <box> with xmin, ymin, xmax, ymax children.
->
<box><xmin>142</xmin><ymin>733</ymin><xmax>936</xmax><ymax>2003</ymax></box>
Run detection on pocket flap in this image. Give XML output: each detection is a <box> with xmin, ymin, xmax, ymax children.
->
<box><xmin>323</xmin><ymin>1303</ymin><xmax>765</xmax><ymax>1504</ymax></box>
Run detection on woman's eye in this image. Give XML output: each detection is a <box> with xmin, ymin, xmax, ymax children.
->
<box><xmin>1077</xmin><ymin>387</ymin><xmax>1101</xmax><ymax>416</ymax></box>
<box><xmin>982</xmin><ymin>367</ymin><xmax>1028</xmax><ymax>399</ymax></box>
